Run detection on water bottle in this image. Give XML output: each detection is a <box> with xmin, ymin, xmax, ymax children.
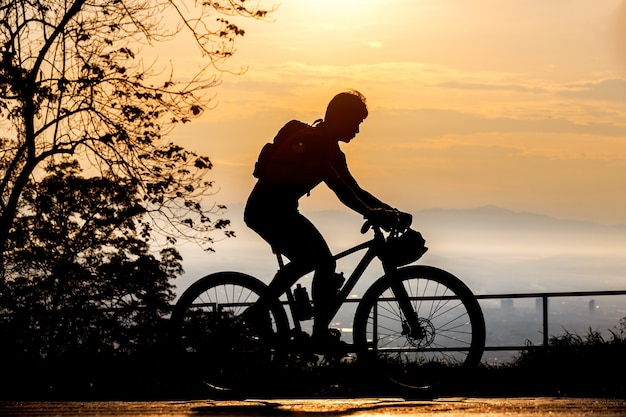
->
<box><xmin>293</xmin><ymin>284</ymin><xmax>314</xmax><ymax>321</ymax></box>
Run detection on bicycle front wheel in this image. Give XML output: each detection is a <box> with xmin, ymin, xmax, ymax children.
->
<box><xmin>353</xmin><ymin>266</ymin><xmax>485</xmax><ymax>388</ymax></box>
<box><xmin>169</xmin><ymin>272</ymin><xmax>289</xmax><ymax>392</ymax></box>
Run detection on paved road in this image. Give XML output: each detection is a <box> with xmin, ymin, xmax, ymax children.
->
<box><xmin>1</xmin><ymin>397</ymin><xmax>625</xmax><ymax>416</ymax></box>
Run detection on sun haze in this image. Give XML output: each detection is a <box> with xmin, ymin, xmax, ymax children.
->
<box><xmin>170</xmin><ymin>0</ymin><xmax>626</xmax><ymax>226</ymax></box>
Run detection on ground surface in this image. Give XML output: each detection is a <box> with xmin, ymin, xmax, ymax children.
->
<box><xmin>1</xmin><ymin>397</ymin><xmax>625</xmax><ymax>416</ymax></box>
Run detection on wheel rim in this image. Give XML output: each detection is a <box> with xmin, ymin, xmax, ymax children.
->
<box><xmin>354</xmin><ymin>267</ymin><xmax>485</xmax><ymax>389</ymax></box>
<box><xmin>366</xmin><ymin>277</ymin><xmax>478</xmax><ymax>364</ymax></box>
<box><xmin>171</xmin><ymin>275</ymin><xmax>286</xmax><ymax>391</ymax></box>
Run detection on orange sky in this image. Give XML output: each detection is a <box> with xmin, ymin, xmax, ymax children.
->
<box><xmin>165</xmin><ymin>0</ymin><xmax>626</xmax><ymax>225</ymax></box>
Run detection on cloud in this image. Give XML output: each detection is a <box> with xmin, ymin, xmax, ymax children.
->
<box><xmin>369</xmin><ymin>107</ymin><xmax>626</xmax><ymax>140</ymax></box>
<box><xmin>366</xmin><ymin>41</ymin><xmax>384</xmax><ymax>49</ymax></box>
<box><xmin>558</xmin><ymin>79</ymin><xmax>626</xmax><ymax>103</ymax></box>
<box><xmin>211</xmin><ymin>60</ymin><xmax>520</xmax><ymax>117</ymax></box>
<box><xmin>434</xmin><ymin>81</ymin><xmax>547</xmax><ymax>94</ymax></box>
<box><xmin>435</xmin><ymin>78</ymin><xmax>626</xmax><ymax>104</ymax></box>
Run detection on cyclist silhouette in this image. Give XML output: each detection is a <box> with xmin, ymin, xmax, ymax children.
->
<box><xmin>245</xmin><ymin>90</ymin><xmax>411</xmax><ymax>350</ymax></box>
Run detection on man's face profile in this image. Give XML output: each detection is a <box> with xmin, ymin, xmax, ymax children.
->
<box><xmin>333</xmin><ymin>113</ymin><xmax>364</xmax><ymax>143</ymax></box>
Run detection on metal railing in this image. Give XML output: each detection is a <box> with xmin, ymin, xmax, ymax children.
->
<box><xmin>287</xmin><ymin>288</ymin><xmax>626</xmax><ymax>358</ymax></box>
<box><xmin>332</xmin><ymin>288</ymin><xmax>626</xmax><ymax>356</ymax></box>
<box><xmin>474</xmin><ymin>289</ymin><xmax>626</xmax><ymax>353</ymax></box>
<box><xmin>3</xmin><ymin>289</ymin><xmax>623</xmax><ymax>358</ymax></box>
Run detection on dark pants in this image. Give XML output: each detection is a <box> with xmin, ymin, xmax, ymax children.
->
<box><xmin>244</xmin><ymin>204</ymin><xmax>337</xmax><ymax>334</ymax></box>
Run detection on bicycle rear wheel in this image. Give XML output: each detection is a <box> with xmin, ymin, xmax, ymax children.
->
<box><xmin>353</xmin><ymin>266</ymin><xmax>485</xmax><ymax>389</ymax></box>
<box><xmin>169</xmin><ymin>272</ymin><xmax>289</xmax><ymax>392</ymax></box>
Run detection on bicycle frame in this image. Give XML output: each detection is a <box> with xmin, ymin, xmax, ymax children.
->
<box><xmin>279</xmin><ymin>225</ymin><xmax>404</xmax><ymax>333</ymax></box>
<box><xmin>170</xmin><ymin>223</ymin><xmax>486</xmax><ymax>388</ymax></box>
<box><xmin>170</xmin><ymin>221</ymin><xmax>485</xmax><ymax>389</ymax></box>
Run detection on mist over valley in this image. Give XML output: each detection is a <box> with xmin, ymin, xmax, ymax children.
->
<box><xmin>177</xmin><ymin>204</ymin><xmax>626</xmax><ymax>362</ymax></box>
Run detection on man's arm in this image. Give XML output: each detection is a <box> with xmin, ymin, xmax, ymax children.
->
<box><xmin>318</xmin><ymin>161</ymin><xmax>378</xmax><ymax>217</ymax></box>
<box><xmin>325</xmin><ymin>152</ymin><xmax>414</xmax><ymax>230</ymax></box>
<box><xmin>331</xmin><ymin>153</ymin><xmax>393</xmax><ymax>210</ymax></box>
<box><xmin>341</xmin><ymin>170</ymin><xmax>392</xmax><ymax>210</ymax></box>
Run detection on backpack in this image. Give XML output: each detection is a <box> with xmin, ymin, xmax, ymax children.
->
<box><xmin>253</xmin><ymin>120</ymin><xmax>311</xmax><ymax>179</ymax></box>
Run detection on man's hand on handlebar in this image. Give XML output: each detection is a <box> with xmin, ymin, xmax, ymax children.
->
<box><xmin>367</xmin><ymin>208</ymin><xmax>412</xmax><ymax>232</ymax></box>
<box><xmin>395</xmin><ymin>210</ymin><xmax>413</xmax><ymax>230</ymax></box>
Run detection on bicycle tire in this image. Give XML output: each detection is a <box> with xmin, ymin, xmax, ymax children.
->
<box><xmin>353</xmin><ymin>265</ymin><xmax>485</xmax><ymax>389</ymax></box>
<box><xmin>169</xmin><ymin>272</ymin><xmax>289</xmax><ymax>392</ymax></box>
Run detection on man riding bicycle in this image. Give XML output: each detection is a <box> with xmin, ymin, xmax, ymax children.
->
<box><xmin>245</xmin><ymin>90</ymin><xmax>411</xmax><ymax>350</ymax></box>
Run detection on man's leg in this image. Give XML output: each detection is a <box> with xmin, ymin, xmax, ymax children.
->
<box><xmin>246</xmin><ymin>210</ymin><xmax>337</xmax><ymax>338</ymax></box>
<box><xmin>265</xmin><ymin>214</ymin><xmax>337</xmax><ymax>336</ymax></box>
<box><xmin>278</xmin><ymin>217</ymin><xmax>336</xmax><ymax>337</ymax></box>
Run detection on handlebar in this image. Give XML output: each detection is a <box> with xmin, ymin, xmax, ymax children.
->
<box><xmin>361</xmin><ymin>209</ymin><xmax>412</xmax><ymax>236</ymax></box>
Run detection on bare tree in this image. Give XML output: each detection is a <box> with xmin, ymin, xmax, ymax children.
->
<box><xmin>0</xmin><ymin>0</ymin><xmax>269</xmax><ymax>273</ymax></box>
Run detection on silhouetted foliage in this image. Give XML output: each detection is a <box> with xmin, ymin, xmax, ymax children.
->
<box><xmin>514</xmin><ymin>318</ymin><xmax>626</xmax><ymax>369</ymax></box>
<box><xmin>0</xmin><ymin>161</ymin><xmax>182</xmax><ymax>359</ymax></box>
<box><xmin>520</xmin><ymin>317</ymin><xmax>626</xmax><ymax>353</ymax></box>
<box><xmin>0</xmin><ymin>0</ymin><xmax>271</xmax><ymax>274</ymax></box>
<box><xmin>481</xmin><ymin>318</ymin><xmax>626</xmax><ymax>397</ymax></box>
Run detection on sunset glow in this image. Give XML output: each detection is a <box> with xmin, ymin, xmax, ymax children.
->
<box><xmin>167</xmin><ymin>0</ymin><xmax>626</xmax><ymax>228</ymax></box>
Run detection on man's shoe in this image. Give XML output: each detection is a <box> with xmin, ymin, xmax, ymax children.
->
<box><xmin>241</xmin><ymin>305</ymin><xmax>274</xmax><ymax>342</ymax></box>
<box><xmin>311</xmin><ymin>328</ymin><xmax>348</xmax><ymax>357</ymax></box>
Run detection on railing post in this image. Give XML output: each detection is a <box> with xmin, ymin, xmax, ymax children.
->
<box><xmin>542</xmin><ymin>295</ymin><xmax>549</xmax><ymax>346</ymax></box>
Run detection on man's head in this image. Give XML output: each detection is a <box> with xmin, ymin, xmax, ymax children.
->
<box><xmin>324</xmin><ymin>90</ymin><xmax>368</xmax><ymax>142</ymax></box>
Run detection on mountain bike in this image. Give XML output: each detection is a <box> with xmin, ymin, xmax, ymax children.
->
<box><xmin>169</xmin><ymin>222</ymin><xmax>486</xmax><ymax>393</ymax></box>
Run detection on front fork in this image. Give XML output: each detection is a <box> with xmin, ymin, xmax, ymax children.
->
<box><xmin>386</xmin><ymin>264</ymin><xmax>426</xmax><ymax>341</ymax></box>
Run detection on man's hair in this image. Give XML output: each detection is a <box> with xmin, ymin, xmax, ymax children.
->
<box><xmin>325</xmin><ymin>90</ymin><xmax>368</xmax><ymax>121</ymax></box>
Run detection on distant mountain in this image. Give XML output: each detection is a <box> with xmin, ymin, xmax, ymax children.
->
<box><xmin>416</xmin><ymin>205</ymin><xmax>626</xmax><ymax>233</ymax></box>
<box><xmin>222</xmin><ymin>203</ymin><xmax>626</xmax><ymax>250</ymax></box>
<box><xmin>414</xmin><ymin>206</ymin><xmax>626</xmax><ymax>257</ymax></box>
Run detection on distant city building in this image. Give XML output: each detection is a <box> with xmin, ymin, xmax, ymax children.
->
<box><xmin>589</xmin><ymin>299</ymin><xmax>596</xmax><ymax>315</ymax></box>
<box><xmin>501</xmin><ymin>299</ymin><xmax>514</xmax><ymax>314</ymax></box>
<box><xmin>536</xmin><ymin>297</ymin><xmax>547</xmax><ymax>314</ymax></box>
